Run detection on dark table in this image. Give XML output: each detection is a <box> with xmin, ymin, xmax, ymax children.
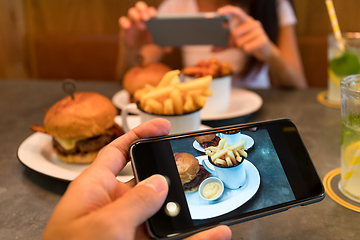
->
<box><xmin>0</xmin><ymin>79</ymin><xmax>358</xmax><ymax>239</ymax></box>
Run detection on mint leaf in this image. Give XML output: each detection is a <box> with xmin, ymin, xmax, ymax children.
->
<box><xmin>330</xmin><ymin>51</ymin><xmax>360</xmax><ymax>76</ymax></box>
<box><xmin>348</xmin><ymin>114</ymin><xmax>360</xmax><ymax>124</ymax></box>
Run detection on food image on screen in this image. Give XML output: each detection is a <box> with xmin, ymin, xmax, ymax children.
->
<box><xmin>170</xmin><ymin>126</ymin><xmax>296</xmax><ymax>220</ymax></box>
<box><xmin>194</xmin><ymin>134</ymin><xmax>220</xmax><ymax>148</ymax></box>
<box><xmin>205</xmin><ymin>137</ymin><xmax>248</xmax><ymax>167</ymax></box>
<box><xmin>174</xmin><ymin>152</ymin><xmax>210</xmax><ymax>193</ymax></box>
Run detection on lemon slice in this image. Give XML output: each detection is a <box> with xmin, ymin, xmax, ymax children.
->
<box><xmin>328</xmin><ymin>68</ymin><xmax>340</xmax><ymax>87</ymax></box>
<box><xmin>343</xmin><ymin>141</ymin><xmax>360</xmax><ymax>179</ymax></box>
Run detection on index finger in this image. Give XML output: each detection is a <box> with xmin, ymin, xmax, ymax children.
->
<box><xmin>135</xmin><ymin>1</ymin><xmax>151</xmax><ymax>20</ymax></box>
<box><xmin>217</xmin><ymin>5</ymin><xmax>251</xmax><ymax>24</ymax></box>
<box><xmin>92</xmin><ymin>118</ymin><xmax>171</xmax><ymax>175</ymax></box>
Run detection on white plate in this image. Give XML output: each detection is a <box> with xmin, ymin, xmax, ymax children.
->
<box><xmin>18</xmin><ymin>116</ymin><xmax>210</xmax><ymax>182</ymax></box>
<box><xmin>200</xmin><ymin>88</ymin><xmax>263</xmax><ymax>120</ymax></box>
<box><xmin>193</xmin><ymin>134</ymin><xmax>255</xmax><ymax>153</ymax></box>
<box><xmin>114</xmin><ymin>115</ymin><xmax>140</xmax><ymax>131</ymax></box>
<box><xmin>186</xmin><ymin>156</ymin><xmax>260</xmax><ymax>220</ymax></box>
<box><xmin>112</xmin><ymin>89</ymin><xmax>131</xmax><ymax>110</ymax></box>
<box><xmin>112</xmin><ymin>89</ymin><xmax>263</xmax><ymax>121</ymax></box>
<box><xmin>17</xmin><ymin>132</ymin><xmax>134</xmax><ymax>182</ymax></box>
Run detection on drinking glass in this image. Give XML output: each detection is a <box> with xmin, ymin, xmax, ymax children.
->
<box><xmin>340</xmin><ymin>74</ymin><xmax>360</xmax><ymax>203</ymax></box>
<box><xmin>327</xmin><ymin>33</ymin><xmax>360</xmax><ymax>103</ymax></box>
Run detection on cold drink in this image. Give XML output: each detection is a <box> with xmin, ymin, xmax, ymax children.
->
<box><xmin>340</xmin><ymin>74</ymin><xmax>360</xmax><ymax>203</ymax></box>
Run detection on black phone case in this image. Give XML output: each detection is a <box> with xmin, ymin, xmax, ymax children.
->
<box><xmin>146</xmin><ymin>13</ymin><xmax>230</xmax><ymax>46</ymax></box>
<box><xmin>130</xmin><ymin>118</ymin><xmax>325</xmax><ymax>239</ymax></box>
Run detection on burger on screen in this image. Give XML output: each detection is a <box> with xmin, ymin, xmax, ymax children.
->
<box><xmin>194</xmin><ymin>133</ymin><xmax>221</xmax><ymax>149</ymax></box>
<box><xmin>174</xmin><ymin>152</ymin><xmax>210</xmax><ymax>193</ymax></box>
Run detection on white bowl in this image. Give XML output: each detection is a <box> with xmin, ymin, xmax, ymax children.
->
<box><xmin>184</xmin><ymin>75</ymin><xmax>232</xmax><ymax>114</ymax></box>
<box><xmin>199</xmin><ymin>177</ymin><xmax>224</xmax><ymax>201</ymax></box>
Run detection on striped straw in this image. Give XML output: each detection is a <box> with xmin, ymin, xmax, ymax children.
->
<box><xmin>325</xmin><ymin>0</ymin><xmax>345</xmax><ymax>51</ymax></box>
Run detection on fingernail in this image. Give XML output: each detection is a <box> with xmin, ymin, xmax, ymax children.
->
<box><xmin>142</xmin><ymin>175</ymin><xmax>167</xmax><ymax>193</ymax></box>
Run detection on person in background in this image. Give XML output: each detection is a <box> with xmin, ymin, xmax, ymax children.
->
<box><xmin>41</xmin><ymin>118</ymin><xmax>232</xmax><ymax>240</ymax></box>
<box><xmin>117</xmin><ymin>0</ymin><xmax>307</xmax><ymax>89</ymax></box>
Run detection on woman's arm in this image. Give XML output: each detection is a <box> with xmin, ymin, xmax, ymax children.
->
<box><xmin>218</xmin><ymin>5</ymin><xmax>307</xmax><ymax>89</ymax></box>
<box><xmin>116</xmin><ymin>1</ymin><xmax>167</xmax><ymax>81</ymax></box>
<box><xmin>116</xmin><ymin>42</ymin><xmax>166</xmax><ymax>81</ymax></box>
<box><xmin>266</xmin><ymin>24</ymin><xmax>307</xmax><ymax>88</ymax></box>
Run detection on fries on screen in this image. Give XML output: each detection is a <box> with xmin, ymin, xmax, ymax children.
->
<box><xmin>205</xmin><ymin>138</ymin><xmax>247</xmax><ymax>167</ymax></box>
<box><xmin>134</xmin><ymin>70</ymin><xmax>213</xmax><ymax>115</ymax></box>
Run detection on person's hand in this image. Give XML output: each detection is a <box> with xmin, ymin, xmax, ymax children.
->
<box><xmin>218</xmin><ymin>5</ymin><xmax>273</xmax><ymax>62</ymax></box>
<box><xmin>42</xmin><ymin>118</ymin><xmax>232</xmax><ymax>240</ymax></box>
<box><xmin>119</xmin><ymin>1</ymin><xmax>156</xmax><ymax>48</ymax></box>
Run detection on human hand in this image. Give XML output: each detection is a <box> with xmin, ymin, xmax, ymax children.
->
<box><xmin>119</xmin><ymin>1</ymin><xmax>156</xmax><ymax>48</ymax></box>
<box><xmin>42</xmin><ymin>118</ymin><xmax>232</xmax><ymax>240</ymax></box>
<box><xmin>218</xmin><ymin>5</ymin><xmax>273</xmax><ymax>62</ymax></box>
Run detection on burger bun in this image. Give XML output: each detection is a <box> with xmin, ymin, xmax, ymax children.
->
<box><xmin>44</xmin><ymin>92</ymin><xmax>117</xmax><ymax>139</ymax></box>
<box><xmin>194</xmin><ymin>134</ymin><xmax>217</xmax><ymax>144</ymax></box>
<box><xmin>53</xmin><ymin>149</ymin><xmax>99</xmax><ymax>164</ymax></box>
<box><xmin>122</xmin><ymin>62</ymin><xmax>171</xmax><ymax>95</ymax></box>
<box><xmin>174</xmin><ymin>152</ymin><xmax>199</xmax><ymax>185</ymax></box>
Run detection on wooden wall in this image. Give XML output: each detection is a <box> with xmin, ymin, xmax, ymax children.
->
<box><xmin>0</xmin><ymin>0</ymin><xmax>28</xmax><ymax>78</ymax></box>
<box><xmin>0</xmin><ymin>0</ymin><xmax>359</xmax><ymax>85</ymax></box>
<box><xmin>0</xmin><ymin>0</ymin><xmax>163</xmax><ymax>81</ymax></box>
<box><xmin>293</xmin><ymin>0</ymin><xmax>360</xmax><ymax>87</ymax></box>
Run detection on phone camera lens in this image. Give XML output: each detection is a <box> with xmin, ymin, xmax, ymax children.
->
<box><xmin>165</xmin><ymin>202</ymin><xmax>180</xmax><ymax>217</ymax></box>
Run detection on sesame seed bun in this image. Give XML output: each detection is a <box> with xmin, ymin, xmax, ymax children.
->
<box><xmin>44</xmin><ymin>92</ymin><xmax>117</xmax><ymax>139</ymax></box>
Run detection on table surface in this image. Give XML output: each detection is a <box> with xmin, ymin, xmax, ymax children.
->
<box><xmin>0</xmin><ymin>79</ymin><xmax>358</xmax><ymax>240</ymax></box>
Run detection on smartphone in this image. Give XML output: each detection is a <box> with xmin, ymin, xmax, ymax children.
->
<box><xmin>146</xmin><ymin>13</ymin><xmax>230</xmax><ymax>46</ymax></box>
<box><xmin>129</xmin><ymin>119</ymin><xmax>325</xmax><ymax>239</ymax></box>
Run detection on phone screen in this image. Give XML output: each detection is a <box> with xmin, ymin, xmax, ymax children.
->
<box><xmin>130</xmin><ymin>119</ymin><xmax>324</xmax><ymax>239</ymax></box>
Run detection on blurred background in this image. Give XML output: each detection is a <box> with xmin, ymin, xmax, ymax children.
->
<box><xmin>0</xmin><ymin>0</ymin><xmax>359</xmax><ymax>86</ymax></box>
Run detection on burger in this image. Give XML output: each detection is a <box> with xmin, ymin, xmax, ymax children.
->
<box><xmin>194</xmin><ymin>133</ymin><xmax>220</xmax><ymax>148</ymax></box>
<box><xmin>174</xmin><ymin>152</ymin><xmax>210</xmax><ymax>193</ymax></box>
<box><xmin>122</xmin><ymin>62</ymin><xmax>171</xmax><ymax>101</ymax></box>
<box><xmin>32</xmin><ymin>92</ymin><xmax>123</xmax><ymax>163</ymax></box>
<box><xmin>224</xmin><ymin>130</ymin><xmax>240</xmax><ymax>134</ymax></box>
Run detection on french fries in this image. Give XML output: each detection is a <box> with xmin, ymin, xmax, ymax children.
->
<box><xmin>205</xmin><ymin>138</ymin><xmax>247</xmax><ymax>167</ymax></box>
<box><xmin>134</xmin><ymin>70</ymin><xmax>213</xmax><ymax>115</ymax></box>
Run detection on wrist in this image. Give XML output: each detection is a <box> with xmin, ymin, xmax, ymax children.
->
<box><xmin>119</xmin><ymin>35</ymin><xmax>140</xmax><ymax>53</ymax></box>
<box><xmin>264</xmin><ymin>42</ymin><xmax>280</xmax><ymax>63</ymax></box>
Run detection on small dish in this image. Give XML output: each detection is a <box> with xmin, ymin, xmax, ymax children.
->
<box><xmin>199</xmin><ymin>177</ymin><xmax>224</xmax><ymax>201</ymax></box>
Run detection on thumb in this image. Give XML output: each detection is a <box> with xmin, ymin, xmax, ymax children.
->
<box><xmin>114</xmin><ymin>175</ymin><xmax>169</xmax><ymax>227</ymax></box>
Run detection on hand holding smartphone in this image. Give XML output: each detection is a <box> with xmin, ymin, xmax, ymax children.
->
<box><xmin>130</xmin><ymin>119</ymin><xmax>324</xmax><ymax>239</ymax></box>
<box><xmin>146</xmin><ymin>13</ymin><xmax>230</xmax><ymax>46</ymax></box>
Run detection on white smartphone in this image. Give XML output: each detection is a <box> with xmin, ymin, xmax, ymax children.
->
<box><xmin>146</xmin><ymin>13</ymin><xmax>230</xmax><ymax>46</ymax></box>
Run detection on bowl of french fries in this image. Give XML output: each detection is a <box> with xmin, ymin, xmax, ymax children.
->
<box><xmin>182</xmin><ymin>57</ymin><xmax>233</xmax><ymax>116</ymax></box>
<box><xmin>202</xmin><ymin>137</ymin><xmax>248</xmax><ymax>189</ymax></box>
<box><xmin>121</xmin><ymin>70</ymin><xmax>213</xmax><ymax>134</ymax></box>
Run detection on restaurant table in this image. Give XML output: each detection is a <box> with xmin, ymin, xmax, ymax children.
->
<box><xmin>0</xmin><ymin>79</ymin><xmax>358</xmax><ymax>239</ymax></box>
